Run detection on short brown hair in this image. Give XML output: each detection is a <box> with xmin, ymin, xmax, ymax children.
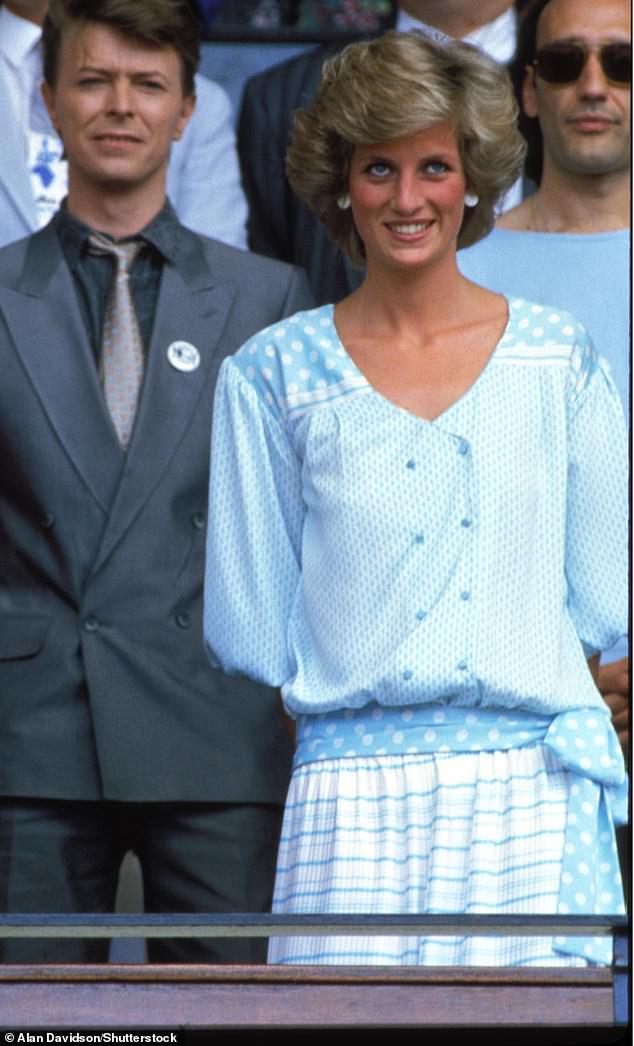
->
<box><xmin>42</xmin><ymin>0</ymin><xmax>200</xmax><ymax>96</ymax></box>
<box><xmin>286</xmin><ymin>30</ymin><xmax>526</xmax><ymax>266</ymax></box>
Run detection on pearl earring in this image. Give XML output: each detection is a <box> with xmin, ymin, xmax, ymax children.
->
<box><xmin>337</xmin><ymin>193</ymin><xmax>351</xmax><ymax>210</ymax></box>
<box><xmin>464</xmin><ymin>191</ymin><xmax>479</xmax><ymax>207</ymax></box>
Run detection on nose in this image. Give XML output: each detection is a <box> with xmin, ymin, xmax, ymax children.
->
<box><xmin>577</xmin><ymin>50</ymin><xmax>610</xmax><ymax>100</ymax></box>
<box><xmin>107</xmin><ymin>78</ymin><xmax>134</xmax><ymax>116</ymax></box>
<box><xmin>392</xmin><ymin>170</ymin><xmax>422</xmax><ymax>214</ymax></box>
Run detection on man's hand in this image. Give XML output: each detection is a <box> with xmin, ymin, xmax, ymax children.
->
<box><xmin>598</xmin><ymin>656</ymin><xmax>629</xmax><ymax>754</ymax></box>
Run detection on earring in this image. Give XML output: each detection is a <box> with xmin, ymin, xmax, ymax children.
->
<box><xmin>337</xmin><ymin>193</ymin><xmax>351</xmax><ymax>210</ymax></box>
<box><xmin>464</xmin><ymin>191</ymin><xmax>479</xmax><ymax>207</ymax></box>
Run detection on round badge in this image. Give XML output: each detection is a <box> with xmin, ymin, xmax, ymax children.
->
<box><xmin>167</xmin><ymin>341</ymin><xmax>201</xmax><ymax>372</ymax></box>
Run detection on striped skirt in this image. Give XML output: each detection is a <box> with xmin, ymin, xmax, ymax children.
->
<box><xmin>268</xmin><ymin>745</ymin><xmax>597</xmax><ymax>966</ymax></box>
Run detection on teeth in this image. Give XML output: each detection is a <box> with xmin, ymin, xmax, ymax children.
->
<box><xmin>390</xmin><ymin>222</ymin><xmax>430</xmax><ymax>234</ymax></box>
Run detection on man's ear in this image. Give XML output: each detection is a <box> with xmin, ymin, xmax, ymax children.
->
<box><xmin>41</xmin><ymin>81</ymin><xmax>60</xmax><ymax>131</ymax></box>
<box><xmin>173</xmin><ymin>92</ymin><xmax>195</xmax><ymax>141</ymax></box>
<box><xmin>522</xmin><ymin>63</ymin><xmax>540</xmax><ymax>119</ymax></box>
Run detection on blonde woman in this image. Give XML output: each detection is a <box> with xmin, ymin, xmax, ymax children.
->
<box><xmin>204</xmin><ymin>31</ymin><xmax>627</xmax><ymax>967</ymax></box>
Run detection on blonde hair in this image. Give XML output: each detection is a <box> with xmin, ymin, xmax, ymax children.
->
<box><xmin>286</xmin><ymin>30</ymin><xmax>526</xmax><ymax>266</ymax></box>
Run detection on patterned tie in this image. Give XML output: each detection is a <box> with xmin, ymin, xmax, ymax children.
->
<box><xmin>89</xmin><ymin>234</ymin><xmax>145</xmax><ymax>450</ymax></box>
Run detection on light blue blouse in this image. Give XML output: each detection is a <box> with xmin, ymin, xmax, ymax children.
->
<box><xmin>204</xmin><ymin>299</ymin><xmax>627</xmax><ymax>721</ymax></box>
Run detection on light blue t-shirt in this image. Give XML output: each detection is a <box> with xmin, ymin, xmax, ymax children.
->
<box><xmin>458</xmin><ymin>227</ymin><xmax>630</xmax><ymax>418</ymax></box>
<box><xmin>204</xmin><ymin>300</ymin><xmax>627</xmax><ymax>719</ymax></box>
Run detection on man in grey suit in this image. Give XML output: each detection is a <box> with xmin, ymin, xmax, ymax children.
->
<box><xmin>0</xmin><ymin>0</ymin><xmax>311</xmax><ymax>964</ymax></box>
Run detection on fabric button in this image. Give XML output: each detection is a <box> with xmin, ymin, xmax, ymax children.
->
<box><xmin>83</xmin><ymin>616</ymin><xmax>100</xmax><ymax>633</ymax></box>
<box><xmin>416</xmin><ymin>610</ymin><xmax>426</xmax><ymax>620</ymax></box>
<box><xmin>460</xmin><ymin>591</ymin><xmax>471</xmax><ymax>601</ymax></box>
<box><xmin>402</xmin><ymin>670</ymin><xmax>413</xmax><ymax>681</ymax></box>
<box><xmin>457</xmin><ymin>660</ymin><xmax>468</xmax><ymax>671</ymax></box>
<box><xmin>460</xmin><ymin>517</ymin><xmax>472</xmax><ymax>528</ymax></box>
<box><xmin>406</xmin><ymin>459</ymin><xmax>416</xmax><ymax>469</ymax></box>
<box><xmin>192</xmin><ymin>511</ymin><xmax>206</xmax><ymax>529</ymax></box>
<box><xmin>175</xmin><ymin>611</ymin><xmax>191</xmax><ymax>629</ymax></box>
<box><xmin>458</xmin><ymin>439</ymin><xmax>469</xmax><ymax>455</ymax></box>
<box><xmin>414</xmin><ymin>533</ymin><xmax>424</xmax><ymax>544</ymax></box>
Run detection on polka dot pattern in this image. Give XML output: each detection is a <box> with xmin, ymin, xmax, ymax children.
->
<box><xmin>205</xmin><ymin>299</ymin><xmax>627</xmax><ymax>723</ymax></box>
<box><xmin>204</xmin><ymin>298</ymin><xmax>628</xmax><ymax>969</ymax></box>
<box><xmin>292</xmin><ymin>702</ymin><xmax>627</xmax><ymax>964</ymax></box>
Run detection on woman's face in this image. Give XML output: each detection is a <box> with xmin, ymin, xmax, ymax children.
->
<box><xmin>347</xmin><ymin>123</ymin><xmax>467</xmax><ymax>275</ymax></box>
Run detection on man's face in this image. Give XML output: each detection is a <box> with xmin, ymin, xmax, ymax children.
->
<box><xmin>42</xmin><ymin>21</ymin><xmax>194</xmax><ymax>200</ymax></box>
<box><xmin>523</xmin><ymin>0</ymin><xmax>631</xmax><ymax>178</ymax></box>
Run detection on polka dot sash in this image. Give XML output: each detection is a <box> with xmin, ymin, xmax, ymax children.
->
<box><xmin>295</xmin><ymin>702</ymin><xmax>627</xmax><ymax>964</ymax></box>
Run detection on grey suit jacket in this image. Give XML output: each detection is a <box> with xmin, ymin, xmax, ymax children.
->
<box><xmin>0</xmin><ymin>220</ymin><xmax>312</xmax><ymax>802</ymax></box>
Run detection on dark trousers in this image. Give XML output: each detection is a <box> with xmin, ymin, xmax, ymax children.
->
<box><xmin>0</xmin><ymin>798</ymin><xmax>283</xmax><ymax>963</ymax></box>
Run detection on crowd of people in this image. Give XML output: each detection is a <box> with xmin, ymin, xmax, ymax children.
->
<box><xmin>0</xmin><ymin>0</ymin><xmax>629</xmax><ymax>971</ymax></box>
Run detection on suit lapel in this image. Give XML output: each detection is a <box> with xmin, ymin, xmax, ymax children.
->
<box><xmin>0</xmin><ymin>225</ymin><xmax>124</xmax><ymax>510</ymax></box>
<box><xmin>0</xmin><ymin>68</ymin><xmax>38</xmax><ymax>231</ymax></box>
<box><xmin>92</xmin><ymin>231</ymin><xmax>233</xmax><ymax>571</ymax></box>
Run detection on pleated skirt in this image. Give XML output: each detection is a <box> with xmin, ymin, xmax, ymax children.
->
<box><xmin>268</xmin><ymin>745</ymin><xmax>591</xmax><ymax>966</ymax></box>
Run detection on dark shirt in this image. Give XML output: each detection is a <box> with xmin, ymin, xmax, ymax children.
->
<box><xmin>53</xmin><ymin>200</ymin><xmax>182</xmax><ymax>362</ymax></box>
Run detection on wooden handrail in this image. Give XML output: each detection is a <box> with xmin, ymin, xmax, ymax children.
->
<box><xmin>1</xmin><ymin>915</ymin><xmax>627</xmax><ymax>1029</ymax></box>
<box><xmin>0</xmin><ymin>912</ymin><xmax>627</xmax><ymax>937</ymax></box>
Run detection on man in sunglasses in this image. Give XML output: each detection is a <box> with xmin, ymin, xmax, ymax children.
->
<box><xmin>460</xmin><ymin>0</ymin><xmax>630</xmax><ymax>413</ymax></box>
<box><xmin>459</xmin><ymin>0</ymin><xmax>629</xmax><ymax>881</ymax></box>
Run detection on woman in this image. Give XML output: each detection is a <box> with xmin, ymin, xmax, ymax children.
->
<box><xmin>204</xmin><ymin>31</ymin><xmax>627</xmax><ymax>966</ymax></box>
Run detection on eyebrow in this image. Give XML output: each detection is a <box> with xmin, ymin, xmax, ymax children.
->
<box><xmin>76</xmin><ymin>63</ymin><xmax>169</xmax><ymax>79</ymax></box>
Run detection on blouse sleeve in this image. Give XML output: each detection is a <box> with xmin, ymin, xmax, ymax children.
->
<box><xmin>203</xmin><ymin>357</ymin><xmax>305</xmax><ymax>686</ymax></box>
<box><xmin>565</xmin><ymin>334</ymin><xmax>628</xmax><ymax>656</ymax></box>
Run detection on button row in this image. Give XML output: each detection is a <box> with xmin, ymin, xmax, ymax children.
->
<box><xmin>405</xmin><ymin>439</ymin><xmax>470</xmax><ymax>472</ymax></box>
<box><xmin>401</xmin><ymin>660</ymin><xmax>470</xmax><ymax>681</ymax></box>
<box><xmin>83</xmin><ymin>612</ymin><xmax>191</xmax><ymax>632</ymax></box>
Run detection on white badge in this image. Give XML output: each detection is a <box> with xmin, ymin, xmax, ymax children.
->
<box><xmin>167</xmin><ymin>341</ymin><xmax>201</xmax><ymax>373</ymax></box>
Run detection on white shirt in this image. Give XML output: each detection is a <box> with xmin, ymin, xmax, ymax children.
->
<box><xmin>0</xmin><ymin>6</ymin><xmax>43</xmax><ymax>144</ymax></box>
<box><xmin>0</xmin><ymin>6</ymin><xmax>67</xmax><ymax>228</ymax></box>
<box><xmin>396</xmin><ymin>5</ymin><xmax>518</xmax><ymax>63</ymax></box>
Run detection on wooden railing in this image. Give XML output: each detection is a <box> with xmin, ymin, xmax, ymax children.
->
<box><xmin>0</xmin><ymin>914</ymin><xmax>628</xmax><ymax>1031</ymax></box>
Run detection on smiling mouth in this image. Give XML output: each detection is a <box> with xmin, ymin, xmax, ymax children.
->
<box><xmin>386</xmin><ymin>221</ymin><xmax>433</xmax><ymax>234</ymax></box>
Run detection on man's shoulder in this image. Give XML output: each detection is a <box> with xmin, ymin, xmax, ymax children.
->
<box><xmin>0</xmin><ymin>226</ymin><xmax>53</xmax><ymax>285</ymax></box>
<box><xmin>185</xmin><ymin>227</ymin><xmax>312</xmax><ymax>308</ymax></box>
<box><xmin>192</xmin><ymin>228</ymin><xmax>303</xmax><ymax>281</ymax></box>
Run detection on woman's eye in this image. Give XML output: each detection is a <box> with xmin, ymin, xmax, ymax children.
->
<box><xmin>366</xmin><ymin>162</ymin><xmax>391</xmax><ymax>177</ymax></box>
<box><xmin>426</xmin><ymin>161</ymin><xmax>449</xmax><ymax>174</ymax></box>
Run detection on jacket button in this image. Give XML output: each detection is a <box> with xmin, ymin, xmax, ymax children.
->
<box><xmin>83</xmin><ymin>616</ymin><xmax>100</xmax><ymax>633</ymax></box>
<box><xmin>41</xmin><ymin>513</ymin><xmax>55</xmax><ymax>529</ymax></box>
<box><xmin>175</xmin><ymin>611</ymin><xmax>191</xmax><ymax>629</ymax></box>
<box><xmin>192</xmin><ymin>511</ymin><xmax>206</xmax><ymax>529</ymax></box>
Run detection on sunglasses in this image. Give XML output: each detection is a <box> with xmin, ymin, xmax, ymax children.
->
<box><xmin>533</xmin><ymin>41</ymin><xmax>632</xmax><ymax>85</ymax></box>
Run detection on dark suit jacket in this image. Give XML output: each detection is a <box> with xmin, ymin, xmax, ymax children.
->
<box><xmin>0</xmin><ymin>219</ymin><xmax>312</xmax><ymax>803</ymax></box>
<box><xmin>238</xmin><ymin>42</ymin><xmax>372</xmax><ymax>306</ymax></box>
